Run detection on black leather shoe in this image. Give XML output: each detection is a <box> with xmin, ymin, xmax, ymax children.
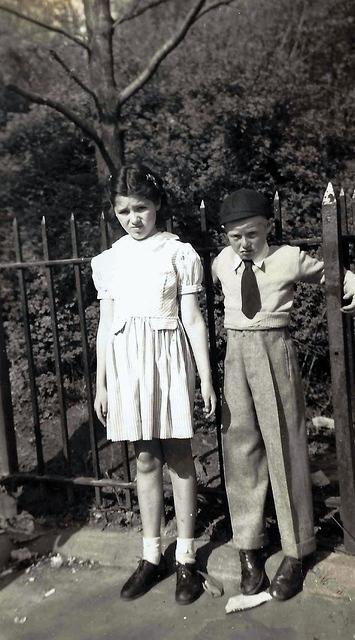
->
<box><xmin>239</xmin><ymin>549</ymin><xmax>268</xmax><ymax>595</ymax></box>
<box><xmin>270</xmin><ymin>556</ymin><xmax>303</xmax><ymax>601</ymax></box>
<box><xmin>120</xmin><ymin>556</ymin><xmax>168</xmax><ymax>600</ymax></box>
<box><xmin>175</xmin><ymin>562</ymin><xmax>204</xmax><ymax>605</ymax></box>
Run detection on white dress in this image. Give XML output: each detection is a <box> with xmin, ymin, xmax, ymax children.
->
<box><xmin>91</xmin><ymin>231</ymin><xmax>203</xmax><ymax>442</ymax></box>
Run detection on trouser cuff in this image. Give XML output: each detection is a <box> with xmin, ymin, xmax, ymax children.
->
<box><xmin>233</xmin><ymin>532</ymin><xmax>269</xmax><ymax>550</ymax></box>
<box><xmin>281</xmin><ymin>536</ymin><xmax>316</xmax><ymax>559</ymax></box>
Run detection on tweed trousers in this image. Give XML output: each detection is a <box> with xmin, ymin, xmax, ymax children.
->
<box><xmin>222</xmin><ymin>328</ymin><xmax>316</xmax><ymax>559</ymax></box>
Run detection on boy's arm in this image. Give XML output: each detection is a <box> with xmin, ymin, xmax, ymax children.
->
<box><xmin>298</xmin><ymin>249</ymin><xmax>355</xmax><ymax>314</ymax></box>
<box><xmin>211</xmin><ymin>257</ymin><xmax>219</xmax><ymax>284</ymax></box>
<box><xmin>341</xmin><ymin>271</ymin><xmax>355</xmax><ymax>314</ymax></box>
<box><xmin>298</xmin><ymin>250</ymin><xmax>325</xmax><ymax>284</ymax></box>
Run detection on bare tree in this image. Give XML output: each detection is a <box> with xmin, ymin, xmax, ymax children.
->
<box><xmin>0</xmin><ymin>0</ymin><xmax>237</xmax><ymax>185</ymax></box>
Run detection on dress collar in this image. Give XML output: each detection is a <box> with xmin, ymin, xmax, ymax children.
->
<box><xmin>112</xmin><ymin>230</ymin><xmax>179</xmax><ymax>251</ymax></box>
<box><xmin>233</xmin><ymin>243</ymin><xmax>270</xmax><ymax>271</ymax></box>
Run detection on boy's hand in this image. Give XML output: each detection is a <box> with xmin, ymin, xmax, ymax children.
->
<box><xmin>341</xmin><ymin>291</ymin><xmax>355</xmax><ymax>314</ymax></box>
<box><xmin>201</xmin><ymin>381</ymin><xmax>217</xmax><ymax>419</ymax></box>
<box><xmin>94</xmin><ymin>387</ymin><xmax>108</xmax><ymax>426</ymax></box>
<box><xmin>342</xmin><ymin>271</ymin><xmax>355</xmax><ymax>314</ymax></box>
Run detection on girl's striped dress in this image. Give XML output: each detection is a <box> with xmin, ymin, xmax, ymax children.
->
<box><xmin>91</xmin><ymin>231</ymin><xmax>203</xmax><ymax>442</ymax></box>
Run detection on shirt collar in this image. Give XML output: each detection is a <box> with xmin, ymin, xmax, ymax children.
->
<box><xmin>233</xmin><ymin>243</ymin><xmax>270</xmax><ymax>271</ymax></box>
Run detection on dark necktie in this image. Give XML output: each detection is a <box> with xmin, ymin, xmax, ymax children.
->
<box><xmin>240</xmin><ymin>260</ymin><xmax>261</xmax><ymax>319</ymax></box>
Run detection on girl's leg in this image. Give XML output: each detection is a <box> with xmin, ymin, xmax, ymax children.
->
<box><xmin>120</xmin><ymin>439</ymin><xmax>166</xmax><ymax>601</ymax></box>
<box><xmin>134</xmin><ymin>439</ymin><xmax>164</xmax><ymax>555</ymax></box>
<box><xmin>162</xmin><ymin>438</ymin><xmax>203</xmax><ymax>605</ymax></box>
<box><xmin>161</xmin><ymin>438</ymin><xmax>197</xmax><ymax>560</ymax></box>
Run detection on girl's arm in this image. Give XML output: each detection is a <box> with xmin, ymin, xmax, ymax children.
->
<box><xmin>180</xmin><ymin>293</ymin><xmax>217</xmax><ymax>418</ymax></box>
<box><xmin>94</xmin><ymin>299</ymin><xmax>114</xmax><ymax>425</ymax></box>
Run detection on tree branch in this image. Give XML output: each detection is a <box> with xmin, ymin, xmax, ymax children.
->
<box><xmin>289</xmin><ymin>0</ymin><xmax>307</xmax><ymax>60</ymax></box>
<box><xmin>119</xmin><ymin>0</ymin><xmax>207</xmax><ymax>105</ymax></box>
<box><xmin>194</xmin><ymin>0</ymin><xmax>238</xmax><ymax>21</ymax></box>
<box><xmin>49</xmin><ymin>50</ymin><xmax>102</xmax><ymax>116</ymax></box>
<box><xmin>0</xmin><ymin>4</ymin><xmax>89</xmax><ymax>51</ymax></box>
<box><xmin>7</xmin><ymin>84</ymin><xmax>115</xmax><ymax>173</ymax></box>
<box><xmin>113</xmin><ymin>0</ymin><xmax>172</xmax><ymax>29</ymax></box>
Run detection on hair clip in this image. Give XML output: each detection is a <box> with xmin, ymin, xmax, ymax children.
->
<box><xmin>146</xmin><ymin>173</ymin><xmax>158</xmax><ymax>189</ymax></box>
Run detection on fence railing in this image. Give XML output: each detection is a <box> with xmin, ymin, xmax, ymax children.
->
<box><xmin>0</xmin><ymin>182</ymin><xmax>355</xmax><ymax>552</ymax></box>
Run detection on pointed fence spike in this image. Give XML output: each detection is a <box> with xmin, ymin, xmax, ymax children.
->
<box><xmin>70</xmin><ymin>212</ymin><xmax>75</xmax><ymax>221</ymax></box>
<box><xmin>200</xmin><ymin>199</ymin><xmax>207</xmax><ymax>233</ymax></box>
<box><xmin>340</xmin><ymin>187</ymin><xmax>345</xmax><ymax>197</ymax></box>
<box><xmin>273</xmin><ymin>189</ymin><xmax>282</xmax><ymax>243</ymax></box>
<box><xmin>323</xmin><ymin>182</ymin><xmax>335</xmax><ymax>205</ymax></box>
<box><xmin>352</xmin><ymin>189</ymin><xmax>355</xmax><ymax>200</ymax></box>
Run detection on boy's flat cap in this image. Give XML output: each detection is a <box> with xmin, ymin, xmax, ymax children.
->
<box><xmin>219</xmin><ymin>188</ymin><xmax>272</xmax><ymax>224</ymax></box>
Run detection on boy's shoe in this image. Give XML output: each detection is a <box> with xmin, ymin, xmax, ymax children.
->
<box><xmin>269</xmin><ymin>555</ymin><xmax>303</xmax><ymax>601</ymax></box>
<box><xmin>239</xmin><ymin>549</ymin><xmax>268</xmax><ymax>595</ymax></box>
<box><xmin>175</xmin><ymin>562</ymin><xmax>204</xmax><ymax>605</ymax></box>
<box><xmin>120</xmin><ymin>555</ymin><xmax>168</xmax><ymax>600</ymax></box>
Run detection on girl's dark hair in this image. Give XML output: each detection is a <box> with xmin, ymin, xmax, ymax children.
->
<box><xmin>109</xmin><ymin>164</ymin><xmax>167</xmax><ymax>223</ymax></box>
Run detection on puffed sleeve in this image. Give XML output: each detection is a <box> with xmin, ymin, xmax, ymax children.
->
<box><xmin>175</xmin><ymin>242</ymin><xmax>203</xmax><ymax>295</ymax></box>
<box><xmin>91</xmin><ymin>249</ymin><xmax>114</xmax><ymax>300</ymax></box>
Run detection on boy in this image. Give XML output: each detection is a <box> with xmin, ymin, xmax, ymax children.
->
<box><xmin>212</xmin><ymin>188</ymin><xmax>355</xmax><ymax>601</ymax></box>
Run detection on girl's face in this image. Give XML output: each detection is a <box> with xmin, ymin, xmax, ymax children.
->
<box><xmin>114</xmin><ymin>194</ymin><xmax>159</xmax><ymax>241</ymax></box>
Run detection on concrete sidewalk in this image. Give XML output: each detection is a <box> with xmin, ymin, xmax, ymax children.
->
<box><xmin>26</xmin><ymin>525</ymin><xmax>355</xmax><ymax>602</ymax></box>
<box><xmin>0</xmin><ymin>526</ymin><xmax>355</xmax><ymax>640</ymax></box>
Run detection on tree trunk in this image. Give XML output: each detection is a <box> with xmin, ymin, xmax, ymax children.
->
<box><xmin>83</xmin><ymin>0</ymin><xmax>124</xmax><ymax>185</ymax></box>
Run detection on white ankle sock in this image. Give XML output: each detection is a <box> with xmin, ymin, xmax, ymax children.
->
<box><xmin>142</xmin><ymin>537</ymin><xmax>161</xmax><ymax>565</ymax></box>
<box><xmin>175</xmin><ymin>537</ymin><xmax>195</xmax><ymax>565</ymax></box>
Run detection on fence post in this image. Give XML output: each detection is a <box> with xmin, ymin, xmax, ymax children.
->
<box><xmin>0</xmin><ymin>299</ymin><xmax>18</xmax><ymax>476</ymax></box>
<box><xmin>322</xmin><ymin>182</ymin><xmax>355</xmax><ymax>553</ymax></box>
<box><xmin>199</xmin><ymin>200</ymin><xmax>226</xmax><ymax>495</ymax></box>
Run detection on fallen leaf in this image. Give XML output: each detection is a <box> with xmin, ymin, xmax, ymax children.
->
<box><xmin>198</xmin><ymin>571</ymin><xmax>224</xmax><ymax>597</ymax></box>
<box><xmin>10</xmin><ymin>548</ymin><xmax>32</xmax><ymax>562</ymax></box>
<box><xmin>50</xmin><ymin>554</ymin><xmax>63</xmax><ymax>569</ymax></box>
<box><xmin>225</xmin><ymin>591</ymin><xmax>272</xmax><ymax>613</ymax></box>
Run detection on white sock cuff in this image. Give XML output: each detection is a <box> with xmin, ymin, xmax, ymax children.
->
<box><xmin>143</xmin><ymin>536</ymin><xmax>161</xmax><ymax>565</ymax></box>
<box><xmin>176</xmin><ymin>537</ymin><xmax>195</xmax><ymax>564</ymax></box>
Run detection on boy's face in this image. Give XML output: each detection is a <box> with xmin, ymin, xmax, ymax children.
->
<box><xmin>224</xmin><ymin>215</ymin><xmax>271</xmax><ymax>260</ymax></box>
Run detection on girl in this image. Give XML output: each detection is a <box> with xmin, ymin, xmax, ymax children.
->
<box><xmin>92</xmin><ymin>163</ymin><xmax>216</xmax><ymax>605</ymax></box>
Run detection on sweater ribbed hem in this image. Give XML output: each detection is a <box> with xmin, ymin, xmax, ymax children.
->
<box><xmin>224</xmin><ymin>311</ymin><xmax>290</xmax><ymax>330</ymax></box>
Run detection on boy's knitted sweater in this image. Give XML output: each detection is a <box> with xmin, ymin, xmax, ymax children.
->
<box><xmin>213</xmin><ymin>244</ymin><xmax>323</xmax><ymax>330</ymax></box>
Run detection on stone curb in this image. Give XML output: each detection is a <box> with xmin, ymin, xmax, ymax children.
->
<box><xmin>26</xmin><ymin>525</ymin><xmax>355</xmax><ymax>601</ymax></box>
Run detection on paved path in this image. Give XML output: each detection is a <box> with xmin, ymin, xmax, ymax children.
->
<box><xmin>0</xmin><ymin>556</ymin><xmax>355</xmax><ymax>640</ymax></box>
<box><xmin>1</xmin><ymin>526</ymin><xmax>355</xmax><ymax>640</ymax></box>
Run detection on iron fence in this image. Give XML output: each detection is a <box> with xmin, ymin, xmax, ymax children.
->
<box><xmin>0</xmin><ymin>183</ymin><xmax>355</xmax><ymax>551</ymax></box>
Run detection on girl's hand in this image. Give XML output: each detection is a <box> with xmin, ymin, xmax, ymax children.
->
<box><xmin>201</xmin><ymin>381</ymin><xmax>217</xmax><ymax>419</ymax></box>
<box><xmin>94</xmin><ymin>387</ymin><xmax>108</xmax><ymax>426</ymax></box>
